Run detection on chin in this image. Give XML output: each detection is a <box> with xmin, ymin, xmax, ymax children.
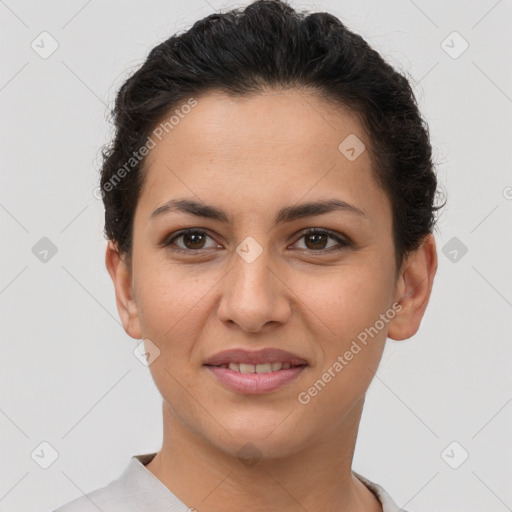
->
<box><xmin>203</xmin><ymin>413</ymin><xmax>312</xmax><ymax>462</ymax></box>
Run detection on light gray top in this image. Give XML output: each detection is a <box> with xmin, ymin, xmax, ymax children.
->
<box><xmin>52</xmin><ymin>452</ymin><xmax>408</xmax><ymax>512</ymax></box>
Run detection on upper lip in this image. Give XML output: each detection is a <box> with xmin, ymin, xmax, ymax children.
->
<box><xmin>203</xmin><ymin>348</ymin><xmax>308</xmax><ymax>366</ymax></box>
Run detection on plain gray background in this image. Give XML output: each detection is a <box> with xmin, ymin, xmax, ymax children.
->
<box><xmin>1</xmin><ymin>0</ymin><xmax>511</xmax><ymax>511</ymax></box>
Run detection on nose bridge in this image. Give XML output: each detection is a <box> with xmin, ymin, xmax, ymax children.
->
<box><xmin>233</xmin><ymin>242</ymin><xmax>273</xmax><ymax>296</ymax></box>
<box><xmin>217</xmin><ymin>237</ymin><xmax>290</xmax><ymax>331</ymax></box>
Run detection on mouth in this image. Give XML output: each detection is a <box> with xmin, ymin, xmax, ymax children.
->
<box><xmin>203</xmin><ymin>348</ymin><xmax>308</xmax><ymax>394</ymax></box>
<box><xmin>203</xmin><ymin>347</ymin><xmax>308</xmax><ymax>367</ymax></box>
<box><xmin>205</xmin><ymin>361</ymin><xmax>306</xmax><ymax>373</ymax></box>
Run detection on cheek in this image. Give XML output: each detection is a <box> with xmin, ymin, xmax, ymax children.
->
<box><xmin>137</xmin><ymin>270</ymin><xmax>210</xmax><ymax>425</ymax></box>
<box><xmin>294</xmin><ymin>261</ymin><xmax>395</xmax><ymax>345</ymax></box>
<box><xmin>135</xmin><ymin>262</ymin><xmax>215</xmax><ymax>343</ymax></box>
<box><xmin>295</xmin><ymin>273</ymin><xmax>391</xmax><ymax>422</ymax></box>
<box><xmin>292</xmin><ymin>263</ymin><xmax>394</xmax><ymax>419</ymax></box>
<box><xmin>134</xmin><ymin>264</ymin><xmax>221</xmax><ymax>391</ymax></box>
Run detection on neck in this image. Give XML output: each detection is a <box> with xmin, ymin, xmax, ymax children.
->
<box><xmin>145</xmin><ymin>397</ymin><xmax>382</xmax><ymax>512</ymax></box>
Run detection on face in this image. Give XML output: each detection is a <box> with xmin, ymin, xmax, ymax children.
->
<box><xmin>107</xmin><ymin>88</ymin><xmax>436</xmax><ymax>460</ymax></box>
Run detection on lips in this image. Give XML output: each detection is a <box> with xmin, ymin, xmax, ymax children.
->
<box><xmin>203</xmin><ymin>348</ymin><xmax>308</xmax><ymax>367</ymax></box>
<box><xmin>203</xmin><ymin>348</ymin><xmax>308</xmax><ymax>394</ymax></box>
<box><xmin>203</xmin><ymin>348</ymin><xmax>308</xmax><ymax>395</ymax></box>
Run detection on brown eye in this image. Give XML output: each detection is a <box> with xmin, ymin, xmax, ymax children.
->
<box><xmin>181</xmin><ymin>232</ymin><xmax>207</xmax><ymax>249</ymax></box>
<box><xmin>293</xmin><ymin>229</ymin><xmax>350</xmax><ymax>253</ymax></box>
<box><xmin>165</xmin><ymin>230</ymin><xmax>218</xmax><ymax>252</ymax></box>
<box><xmin>304</xmin><ymin>232</ymin><xmax>329</xmax><ymax>250</ymax></box>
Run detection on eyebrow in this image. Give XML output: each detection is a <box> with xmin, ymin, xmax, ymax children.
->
<box><xmin>149</xmin><ymin>198</ymin><xmax>368</xmax><ymax>225</ymax></box>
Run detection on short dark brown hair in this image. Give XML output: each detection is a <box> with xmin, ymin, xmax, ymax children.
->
<box><xmin>99</xmin><ymin>0</ymin><xmax>445</xmax><ymax>271</ymax></box>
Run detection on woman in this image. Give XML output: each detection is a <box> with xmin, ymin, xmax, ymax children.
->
<box><xmin>54</xmin><ymin>0</ymin><xmax>442</xmax><ymax>510</ymax></box>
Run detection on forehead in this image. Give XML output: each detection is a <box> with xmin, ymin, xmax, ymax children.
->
<box><xmin>145</xmin><ymin>89</ymin><xmax>367</xmax><ymax>167</ymax></box>
<box><xmin>136</xmin><ymin>89</ymin><xmax>391</xmax><ymax>227</ymax></box>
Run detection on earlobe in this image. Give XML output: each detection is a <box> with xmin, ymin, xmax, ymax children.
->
<box><xmin>105</xmin><ymin>241</ymin><xmax>142</xmax><ymax>340</ymax></box>
<box><xmin>387</xmin><ymin>234</ymin><xmax>438</xmax><ymax>341</ymax></box>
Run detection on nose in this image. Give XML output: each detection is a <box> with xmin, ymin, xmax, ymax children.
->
<box><xmin>217</xmin><ymin>245</ymin><xmax>291</xmax><ymax>333</ymax></box>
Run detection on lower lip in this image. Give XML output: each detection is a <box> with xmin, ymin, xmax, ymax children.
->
<box><xmin>205</xmin><ymin>365</ymin><xmax>307</xmax><ymax>394</ymax></box>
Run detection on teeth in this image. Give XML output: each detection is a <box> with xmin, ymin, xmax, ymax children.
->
<box><xmin>222</xmin><ymin>361</ymin><xmax>298</xmax><ymax>373</ymax></box>
<box><xmin>256</xmin><ymin>363</ymin><xmax>272</xmax><ymax>373</ymax></box>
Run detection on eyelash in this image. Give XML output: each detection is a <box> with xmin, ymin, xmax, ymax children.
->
<box><xmin>163</xmin><ymin>228</ymin><xmax>351</xmax><ymax>255</ymax></box>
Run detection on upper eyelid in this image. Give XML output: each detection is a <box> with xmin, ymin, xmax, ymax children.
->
<box><xmin>168</xmin><ymin>230</ymin><xmax>220</xmax><ymax>248</ymax></box>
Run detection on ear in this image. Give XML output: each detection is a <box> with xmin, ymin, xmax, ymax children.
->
<box><xmin>105</xmin><ymin>240</ymin><xmax>142</xmax><ymax>340</ymax></box>
<box><xmin>387</xmin><ymin>234</ymin><xmax>438</xmax><ymax>341</ymax></box>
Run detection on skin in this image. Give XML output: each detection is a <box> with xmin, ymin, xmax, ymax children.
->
<box><xmin>106</xmin><ymin>88</ymin><xmax>438</xmax><ymax>512</ymax></box>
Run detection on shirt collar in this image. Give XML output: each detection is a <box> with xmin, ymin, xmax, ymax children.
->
<box><xmin>117</xmin><ymin>453</ymin><xmax>407</xmax><ymax>512</ymax></box>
